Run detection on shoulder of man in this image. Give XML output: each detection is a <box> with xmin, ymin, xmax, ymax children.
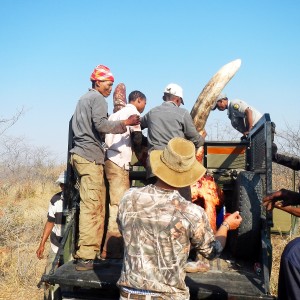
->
<box><xmin>50</xmin><ymin>191</ymin><xmax>63</xmax><ymax>205</ymax></box>
<box><xmin>172</xmin><ymin>197</ymin><xmax>208</xmax><ymax>225</ymax></box>
<box><xmin>230</xmin><ymin>99</ymin><xmax>246</xmax><ymax>111</ymax></box>
<box><xmin>162</xmin><ymin>101</ymin><xmax>189</xmax><ymax>114</ymax></box>
<box><xmin>79</xmin><ymin>89</ymin><xmax>100</xmax><ymax>99</ymax></box>
<box><xmin>118</xmin><ymin>105</ymin><xmax>141</xmax><ymax>120</ymax></box>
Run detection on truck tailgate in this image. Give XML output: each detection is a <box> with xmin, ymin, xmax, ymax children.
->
<box><xmin>43</xmin><ymin>257</ymin><xmax>275</xmax><ymax>300</ymax></box>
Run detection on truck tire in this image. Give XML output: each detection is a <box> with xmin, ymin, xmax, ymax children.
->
<box><xmin>229</xmin><ymin>171</ymin><xmax>263</xmax><ymax>260</ymax></box>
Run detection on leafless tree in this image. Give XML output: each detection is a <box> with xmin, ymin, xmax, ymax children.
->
<box><xmin>0</xmin><ymin>135</ymin><xmax>56</xmax><ymax>183</ymax></box>
<box><xmin>0</xmin><ymin>107</ymin><xmax>25</xmax><ymax>136</ymax></box>
<box><xmin>205</xmin><ymin>118</ymin><xmax>241</xmax><ymax>141</ymax></box>
<box><xmin>272</xmin><ymin>122</ymin><xmax>300</xmax><ymax>192</ymax></box>
<box><xmin>0</xmin><ymin>109</ymin><xmax>58</xmax><ymax>196</ymax></box>
<box><xmin>275</xmin><ymin>122</ymin><xmax>300</xmax><ymax>157</ymax></box>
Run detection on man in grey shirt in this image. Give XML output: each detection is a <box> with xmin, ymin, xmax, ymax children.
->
<box><xmin>212</xmin><ymin>93</ymin><xmax>262</xmax><ymax>138</ymax></box>
<box><xmin>141</xmin><ymin>83</ymin><xmax>205</xmax><ymax>196</ymax></box>
<box><xmin>70</xmin><ymin>65</ymin><xmax>140</xmax><ymax>271</ymax></box>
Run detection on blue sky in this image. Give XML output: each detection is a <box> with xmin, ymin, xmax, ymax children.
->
<box><xmin>1</xmin><ymin>0</ymin><xmax>299</xmax><ymax>163</ymax></box>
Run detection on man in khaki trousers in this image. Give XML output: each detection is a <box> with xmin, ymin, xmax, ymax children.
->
<box><xmin>70</xmin><ymin>65</ymin><xmax>140</xmax><ymax>271</ymax></box>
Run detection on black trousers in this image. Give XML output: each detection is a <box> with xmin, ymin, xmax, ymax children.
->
<box><xmin>278</xmin><ymin>237</ymin><xmax>300</xmax><ymax>300</ymax></box>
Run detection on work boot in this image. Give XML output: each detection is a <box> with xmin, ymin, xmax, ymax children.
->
<box><xmin>75</xmin><ymin>258</ymin><xmax>108</xmax><ymax>271</ymax></box>
<box><xmin>75</xmin><ymin>259</ymin><xmax>94</xmax><ymax>271</ymax></box>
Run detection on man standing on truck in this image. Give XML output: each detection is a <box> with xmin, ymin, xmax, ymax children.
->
<box><xmin>140</xmin><ymin>83</ymin><xmax>205</xmax><ymax>200</ymax></box>
<box><xmin>117</xmin><ymin>137</ymin><xmax>242</xmax><ymax>299</ymax></box>
<box><xmin>263</xmin><ymin>188</ymin><xmax>300</xmax><ymax>300</ymax></box>
<box><xmin>69</xmin><ymin>64</ymin><xmax>140</xmax><ymax>271</ymax></box>
<box><xmin>102</xmin><ymin>90</ymin><xmax>147</xmax><ymax>259</ymax></box>
<box><xmin>212</xmin><ymin>93</ymin><xmax>263</xmax><ymax>139</ymax></box>
<box><xmin>212</xmin><ymin>93</ymin><xmax>279</xmax><ymax>161</ymax></box>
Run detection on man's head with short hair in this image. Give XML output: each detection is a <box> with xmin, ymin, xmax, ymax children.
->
<box><xmin>128</xmin><ymin>90</ymin><xmax>147</xmax><ymax>113</ymax></box>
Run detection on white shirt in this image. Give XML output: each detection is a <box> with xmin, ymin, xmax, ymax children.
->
<box><xmin>105</xmin><ymin>103</ymin><xmax>141</xmax><ymax>170</ymax></box>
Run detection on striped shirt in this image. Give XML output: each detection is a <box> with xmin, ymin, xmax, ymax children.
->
<box><xmin>47</xmin><ymin>192</ymin><xmax>64</xmax><ymax>253</ymax></box>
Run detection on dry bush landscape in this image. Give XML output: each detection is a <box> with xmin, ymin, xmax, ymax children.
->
<box><xmin>0</xmin><ymin>164</ymin><xmax>65</xmax><ymax>300</ymax></box>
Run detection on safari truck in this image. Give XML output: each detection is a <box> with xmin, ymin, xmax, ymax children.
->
<box><xmin>40</xmin><ymin>113</ymin><xmax>276</xmax><ymax>299</ymax></box>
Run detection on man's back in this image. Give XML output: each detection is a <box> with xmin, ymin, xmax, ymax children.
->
<box><xmin>141</xmin><ymin>101</ymin><xmax>203</xmax><ymax>151</ymax></box>
<box><xmin>117</xmin><ymin>184</ymin><xmax>217</xmax><ymax>299</ymax></box>
<box><xmin>228</xmin><ymin>99</ymin><xmax>262</xmax><ymax>133</ymax></box>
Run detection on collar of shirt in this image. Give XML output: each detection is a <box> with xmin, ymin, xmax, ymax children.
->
<box><xmin>227</xmin><ymin>100</ymin><xmax>231</xmax><ymax>116</ymax></box>
<box><xmin>125</xmin><ymin>103</ymin><xmax>138</xmax><ymax>110</ymax></box>
<box><xmin>162</xmin><ymin>101</ymin><xmax>178</xmax><ymax>107</ymax></box>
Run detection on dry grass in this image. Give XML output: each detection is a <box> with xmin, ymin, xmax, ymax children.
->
<box><xmin>0</xmin><ymin>165</ymin><xmax>65</xmax><ymax>300</ymax></box>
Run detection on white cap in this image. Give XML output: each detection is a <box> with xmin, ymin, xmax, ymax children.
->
<box><xmin>164</xmin><ymin>83</ymin><xmax>184</xmax><ymax>104</ymax></box>
<box><xmin>212</xmin><ymin>93</ymin><xmax>227</xmax><ymax>110</ymax></box>
<box><xmin>216</xmin><ymin>93</ymin><xmax>227</xmax><ymax>102</ymax></box>
<box><xmin>56</xmin><ymin>171</ymin><xmax>66</xmax><ymax>184</ymax></box>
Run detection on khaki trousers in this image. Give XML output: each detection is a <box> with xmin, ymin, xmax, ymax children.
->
<box><xmin>70</xmin><ymin>153</ymin><xmax>106</xmax><ymax>260</ymax></box>
<box><xmin>102</xmin><ymin>159</ymin><xmax>130</xmax><ymax>258</ymax></box>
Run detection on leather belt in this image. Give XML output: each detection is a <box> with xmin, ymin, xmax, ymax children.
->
<box><xmin>120</xmin><ymin>290</ymin><xmax>163</xmax><ymax>300</ymax></box>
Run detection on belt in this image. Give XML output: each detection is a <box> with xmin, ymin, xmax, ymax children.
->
<box><xmin>120</xmin><ymin>290</ymin><xmax>163</xmax><ymax>300</ymax></box>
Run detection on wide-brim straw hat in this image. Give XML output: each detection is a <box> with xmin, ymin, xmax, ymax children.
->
<box><xmin>150</xmin><ymin>137</ymin><xmax>206</xmax><ymax>188</ymax></box>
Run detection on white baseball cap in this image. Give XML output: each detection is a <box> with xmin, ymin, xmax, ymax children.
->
<box><xmin>212</xmin><ymin>93</ymin><xmax>227</xmax><ymax>110</ymax></box>
<box><xmin>56</xmin><ymin>171</ymin><xmax>66</xmax><ymax>184</ymax></box>
<box><xmin>164</xmin><ymin>83</ymin><xmax>184</xmax><ymax>105</ymax></box>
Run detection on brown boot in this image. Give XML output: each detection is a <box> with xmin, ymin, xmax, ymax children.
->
<box><xmin>75</xmin><ymin>258</ymin><xmax>108</xmax><ymax>271</ymax></box>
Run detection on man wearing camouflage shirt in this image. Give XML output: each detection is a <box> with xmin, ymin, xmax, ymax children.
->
<box><xmin>117</xmin><ymin>137</ymin><xmax>242</xmax><ymax>299</ymax></box>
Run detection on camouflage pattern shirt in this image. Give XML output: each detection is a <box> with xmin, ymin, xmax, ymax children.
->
<box><xmin>117</xmin><ymin>184</ymin><xmax>223</xmax><ymax>299</ymax></box>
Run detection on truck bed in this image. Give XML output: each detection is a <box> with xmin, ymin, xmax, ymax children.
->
<box><xmin>43</xmin><ymin>254</ymin><xmax>275</xmax><ymax>300</ymax></box>
<box><xmin>51</xmin><ymin>115</ymin><xmax>276</xmax><ymax>299</ymax></box>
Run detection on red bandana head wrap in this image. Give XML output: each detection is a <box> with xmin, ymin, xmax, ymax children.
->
<box><xmin>90</xmin><ymin>65</ymin><xmax>114</xmax><ymax>82</ymax></box>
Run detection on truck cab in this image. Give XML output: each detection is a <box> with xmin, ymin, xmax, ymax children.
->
<box><xmin>40</xmin><ymin>114</ymin><xmax>276</xmax><ymax>300</ymax></box>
